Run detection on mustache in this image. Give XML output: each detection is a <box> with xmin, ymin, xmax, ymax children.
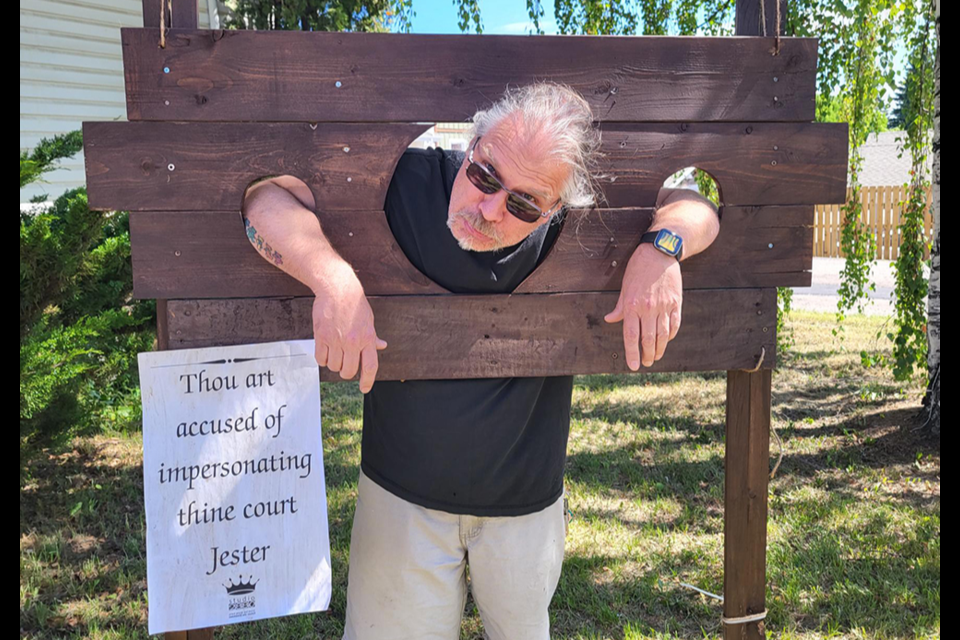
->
<box><xmin>453</xmin><ymin>210</ymin><xmax>503</xmax><ymax>241</ymax></box>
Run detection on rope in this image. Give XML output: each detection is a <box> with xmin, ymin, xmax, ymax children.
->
<box><xmin>775</xmin><ymin>0</ymin><xmax>782</xmax><ymax>55</ymax></box>
<box><xmin>160</xmin><ymin>0</ymin><xmax>167</xmax><ymax>48</ymax></box>
<box><xmin>759</xmin><ymin>0</ymin><xmax>782</xmax><ymax>56</ymax></box>
<box><xmin>737</xmin><ymin>346</ymin><xmax>783</xmax><ymax>481</ymax></box>
<box><xmin>723</xmin><ymin>610</ymin><xmax>768</xmax><ymax>626</ymax></box>
<box><xmin>679</xmin><ymin>582</ymin><xmax>724</xmax><ymax>602</ymax></box>
<box><xmin>770</xmin><ymin>419</ymin><xmax>784</xmax><ymax>480</ymax></box>
<box><xmin>743</xmin><ymin>347</ymin><xmax>766</xmax><ymax>373</ymax></box>
<box><xmin>675</xmin><ymin>583</ymin><xmax>768</xmax><ymax>627</ymax></box>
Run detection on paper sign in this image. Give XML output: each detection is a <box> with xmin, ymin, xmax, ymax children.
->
<box><xmin>138</xmin><ymin>340</ymin><xmax>331</xmax><ymax>635</ymax></box>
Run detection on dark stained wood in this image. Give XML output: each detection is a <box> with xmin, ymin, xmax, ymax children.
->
<box><xmin>82</xmin><ymin>122</ymin><xmax>430</xmax><ymax>213</ymax></box>
<box><xmin>164</xmin><ymin>633</ymin><xmax>187</xmax><ymax>640</ymax></box>
<box><xmin>724</xmin><ymin>369</ymin><xmax>772</xmax><ymax>640</ymax></box>
<box><xmin>129</xmin><ymin>206</ymin><xmax>813</xmax><ymax>300</ymax></box>
<box><xmin>156</xmin><ymin>299</ymin><xmax>170</xmax><ymax>350</ymax></box>
<box><xmin>82</xmin><ymin>121</ymin><xmax>848</xmax><ymax>213</ymax></box>
<box><xmin>599</xmin><ymin>123</ymin><xmax>848</xmax><ymax>207</ymax></box>
<box><xmin>163</xmin><ymin>289</ymin><xmax>777</xmax><ymax>378</ymax></box>
<box><xmin>143</xmin><ymin>0</ymin><xmax>198</xmax><ymax>29</ymax></box>
<box><xmin>120</xmin><ymin>28</ymin><xmax>817</xmax><ymax>123</ymax></box>
<box><xmin>722</xmin><ymin>7</ymin><xmax>782</xmax><ymax>640</ymax></box>
<box><xmin>187</xmin><ymin>629</ymin><xmax>215</xmax><ymax>640</ymax></box>
<box><xmin>129</xmin><ymin>209</ymin><xmax>449</xmax><ymax>299</ymax></box>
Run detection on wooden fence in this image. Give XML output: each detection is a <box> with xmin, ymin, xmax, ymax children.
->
<box><xmin>814</xmin><ymin>185</ymin><xmax>934</xmax><ymax>260</ymax></box>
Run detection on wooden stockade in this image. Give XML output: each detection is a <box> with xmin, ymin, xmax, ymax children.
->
<box><xmin>81</xmin><ymin>0</ymin><xmax>848</xmax><ymax>637</ymax></box>
<box><xmin>815</xmin><ymin>186</ymin><xmax>934</xmax><ymax>260</ymax></box>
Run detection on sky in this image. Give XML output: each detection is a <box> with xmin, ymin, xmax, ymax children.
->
<box><xmin>398</xmin><ymin>0</ymin><xmax>562</xmax><ymax>35</ymax></box>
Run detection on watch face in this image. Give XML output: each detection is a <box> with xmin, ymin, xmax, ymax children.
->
<box><xmin>654</xmin><ymin>229</ymin><xmax>682</xmax><ymax>257</ymax></box>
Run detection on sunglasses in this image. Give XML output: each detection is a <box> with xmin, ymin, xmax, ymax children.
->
<box><xmin>466</xmin><ymin>135</ymin><xmax>565</xmax><ymax>224</ymax></box>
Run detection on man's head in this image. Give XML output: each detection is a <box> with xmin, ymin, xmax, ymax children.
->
<box><xmin>447</xmin><ymin>81</ymin><xmax>603</xmax><ymax>253</ymax></box>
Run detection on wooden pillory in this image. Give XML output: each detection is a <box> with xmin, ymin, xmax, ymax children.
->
<box><xmin>82</xmin><ymin>0</ymin><xmax>847</xmax><ymax>637</ymax></box>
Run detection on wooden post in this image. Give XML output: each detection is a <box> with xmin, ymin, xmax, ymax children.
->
<box><xmin>727</xmin><ymin>2</ymin><xmax>780</xmax><ymax>638</ymax></box>
<box><xmin>735</xmin><ymin>0</ymin><xmax>788</xmax><ymax>38</ymax></box>
<box><xmin>142</xmin><ymin>0</ymin><xmax>199</xmax><ymax>29</ymax></box>
<box><xmin>141</xmin><ymin>5</ymin><xmax>201</xmax><ymax>623</ymax></box>
<box><xmin>724</xmin><ymin>369</ymin><xmax>772</xmax><ymax>640</ymax></box>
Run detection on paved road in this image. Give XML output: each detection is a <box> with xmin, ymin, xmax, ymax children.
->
<box><xmin>790</xmin><ymin>258</ymin><xmax>930</xmax><ymax>316</ymax></box>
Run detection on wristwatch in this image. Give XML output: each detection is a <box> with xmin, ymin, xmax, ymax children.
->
<box><xmin>640</xmin><ymin>228</ymin><xmax>684</xmax><ymax>261</ymax></box>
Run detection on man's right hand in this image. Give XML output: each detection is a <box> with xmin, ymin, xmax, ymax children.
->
<box><xmin>312</xmin><ymin>261</ymin><xmax>388</xmax><ymax>395</ymax></box>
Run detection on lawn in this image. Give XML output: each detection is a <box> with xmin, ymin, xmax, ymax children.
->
<box><xmin>20</xmin><ymin>310</ymin><xmax>940</xmax><ymax>639</ymax></box>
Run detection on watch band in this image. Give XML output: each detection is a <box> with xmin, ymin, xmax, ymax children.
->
<box><xmin>640</xmin><ymin>230</ymin><xmax>683</xmax><ymax>261</ymax></box>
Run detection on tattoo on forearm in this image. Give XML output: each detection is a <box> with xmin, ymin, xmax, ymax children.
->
<box><xmin>244</xmin><ymin>217</ymin><xmax>284</xmax><ymax>266</ymax></box>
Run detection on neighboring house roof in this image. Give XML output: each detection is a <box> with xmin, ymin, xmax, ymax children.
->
<box><xmin>852</xmin><ymin>130</ymin><xmax>935</xmax><ymax>187</ymax></box>
<box><xmin>20</xmin><ymin>0</ymin><xmax>219</xmax><ymax>203</ymax></box>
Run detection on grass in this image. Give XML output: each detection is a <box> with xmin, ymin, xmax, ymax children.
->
<box><xmin>20</xmin><ymin>310</ymin><xmax>940</xmax><ymax>639</ymax></box>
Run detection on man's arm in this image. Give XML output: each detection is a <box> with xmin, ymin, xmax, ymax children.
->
<box><xmin>604</xmin><ymin>186</ymin><xmax>721</xmax><ymax>371</ymax></box>
<box><xmin>648</xmin><ymin>186</ymin><xmax>721</xmax><ymax>261</ymax></box>
<box><xmin>241</xmin><ymin>177</ymin><xmax>356</xmax><ymax>293</ymax></box>
<box><xmin>241</xmin><ymin>176</ymin><xmax>389</xmax><ymax>395</ymax></box>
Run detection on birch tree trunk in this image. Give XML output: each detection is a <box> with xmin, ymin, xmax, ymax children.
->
<box><xmin>926</xmin><ymin>0</ymin><xmax>940</xmax><ymax>436</ymax></box>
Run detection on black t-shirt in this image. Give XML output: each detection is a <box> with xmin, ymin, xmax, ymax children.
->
<box><xmin>360</xmin><ymin>146</ymin><xmax>575</xmax><ymax>517</ymax></box>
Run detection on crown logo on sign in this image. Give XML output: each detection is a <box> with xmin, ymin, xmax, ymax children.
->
<box><xmin>223</xmin><ymin>575</ymin><xmax>259</xmax><ymax>596</ymax></box>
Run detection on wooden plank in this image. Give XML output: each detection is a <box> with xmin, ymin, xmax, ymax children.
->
<box><xmin>82</xmin><ymin>121</ymin><xmax>850</xmax><ymax>213</ymax></box>
<box><xmin>82</xmin><ymin>121</ymin><xmax>429</xmax><ymax>213</ymax></box>
<box><xmin>129</xmin><ymin>206</ymin><xmax>813</xmax><ymax>299</ymax></box>
<box><xmin>130</xmin><ymin>209</ymin><xmax>448</xmax><ymax>299</ymax></box>
<box><xmin>163</xmin><ymin>289</ymin><xmax>777</xmax><ymax>378</ymax></box>
<box><xmin>724</xmin><ymin>368</ymin><xmax>772</xmax><ymax>640</ymax></box>
<box><xmin>119</xmin><ymin>28</ymin><xmax>818</xmax><ymax>123</ymax></box>
<box><xmin>516</xmin><ymin>206</ymin><xmax>813</xmax><ymax>292</ymax></box>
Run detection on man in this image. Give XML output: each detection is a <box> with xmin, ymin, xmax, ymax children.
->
<box><xmin>241</xmin><ymin>81</ymin><xmax>720</xmax><ymax>639</ymax></box>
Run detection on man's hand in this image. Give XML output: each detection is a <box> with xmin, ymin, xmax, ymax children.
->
<box><xmin>603</xmin><ymin>243</ymin><xmax>683</xmax><ymax>370</ymax></box>
<box><xmin>312</xmin><ymin>261</ymin><xmax>389</xmax><ymax>394</ymax></box>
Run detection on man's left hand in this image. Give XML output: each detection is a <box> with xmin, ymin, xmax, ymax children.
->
<box><xmin>603</xmin><ymin>242</ymin><xmax>683</xmax><ymax>371</ymax></box>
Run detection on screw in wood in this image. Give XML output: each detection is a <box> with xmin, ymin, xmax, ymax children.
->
<box><xmin>612</xmin><ymin>353</ymin><xmax>619</xmax><ymax>359</ymax></box>
<box><xmin>612</xmin><ymin>261</ymin><xmax>618</xmax><ymax>268</ymax></box>
<box><xmin>768</xmin><ymin>243</ymin><xmax>774</xmax><ymax>249</ymax></box>
<box><xmin>164</xmin><ymin>67</ymin><xmax>170</xmax><ymax>74</ymax></box>
<box><xmin>349</xmin><ymin>232</ymin><xmax>354</xmax><ymax>237</ymax></box>
<box><xmin>774</xmin><ymin>76</ymin><xmax>779</xmax><ymax>83</ymax></box>
<box><xmin>164</xmin><ymin>100</ymin><xmax>170</xmax><ymax>106</ymax></box>
<box><xmin>771</xmin><ymin>161</ymin><xmax>778</xmax><ymax>166</ymax></box>
<box><xmin>168</xmin><ymin>164</ymin><xmax>176</xmax><ymax>171</ymax></box>
<box><xmin>335</xmin><ymin>81</ymin><xmax>342</xmax><ymax>88</ymax></box>
<box><xmin>343</xmin><ymin>146</ymin><xmax>351</xmax><ymax>153</ymax></box>
<box><xmin>347</xmin><ymin>177</ymin><xmax>353</xmax><ymax>182</ymax></box>
<box><xmin>175</xmin><ymin>250</ymin><xmax>182</xmax><ymax>257</ymax></box>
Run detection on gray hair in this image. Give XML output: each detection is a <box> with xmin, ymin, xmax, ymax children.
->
<box><xmin>465</xmin><ymin>81</ymin><xmax>607</xmax><ymax>213</ymax></box>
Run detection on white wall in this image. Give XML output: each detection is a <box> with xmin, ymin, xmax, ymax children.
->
<box><xmin>20</xmin><ymin>0</ymin><xmax>215</xmax><ymax>203</ymax></box>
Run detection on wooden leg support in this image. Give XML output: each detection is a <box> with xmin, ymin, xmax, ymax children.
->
<box><xmin>159</xmin><ymin>302</ymin><xmax>215</xmax><ymax>640</ymax></box>
<box><xmin>164</xmin><ymin>630</ymin><xmax>214</xmax><ymax>640</ymax></box>
<box><xmin>724</xmin><ymin>369</ymin><xmax>772</xmax><ymax>640</ymax></box>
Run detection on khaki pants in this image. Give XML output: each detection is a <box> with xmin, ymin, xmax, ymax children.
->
<box><xmin>342</xmin><ymin>471</ymin><xmax>567</xmax><ymax>640</ymax></box>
